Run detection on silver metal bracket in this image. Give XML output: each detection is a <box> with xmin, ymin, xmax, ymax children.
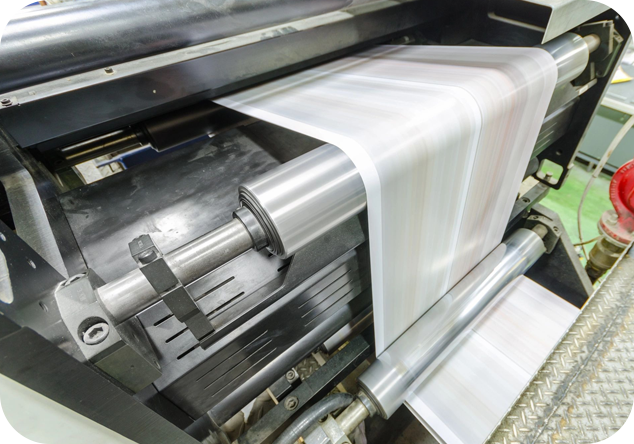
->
<box><xmin>129</xmin><ymin>234</ymin><xmax>215</xmax><ymax>349</ymax></box>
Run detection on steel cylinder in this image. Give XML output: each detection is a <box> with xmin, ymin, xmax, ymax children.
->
<box><xmin>358</xmin><ymin>228</ymin><xmax>546</xmax><ymax>419</ymax></box>
<box><xmin>0</xmin><ymin>0</ymin><xmax>351</xmax><ymax>93</ymax></box>
<box><xmin>98</xmin><ymin>218</ymin><xmax>253</xmax><ymax>323</ymax></box>
<box><xmin>239</xmin><ymin>144</ymin><xmax>367</xmax><ymax>258</ymax></box>
<box><xmin>539</xmin><ymin>32</ymin><xmax>593</xmax><ymax>85</ymax></box>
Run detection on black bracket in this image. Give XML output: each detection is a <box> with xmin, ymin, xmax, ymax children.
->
<box><xmin>129</xmin><ymin>235</ymin><xmax>215</xmax><ymax>349</ymax></box>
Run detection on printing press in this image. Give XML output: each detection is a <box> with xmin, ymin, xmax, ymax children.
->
<box><xmin>0</xmin><ymin>1</ymin><xmax>632</xmax><ymax>443</ymax></box>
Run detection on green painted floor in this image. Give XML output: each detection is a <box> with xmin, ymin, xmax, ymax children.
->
<box><xmin>541</xmin><ymin>161</ymin><xmax>613</xmax><ymax>260</ymax></box>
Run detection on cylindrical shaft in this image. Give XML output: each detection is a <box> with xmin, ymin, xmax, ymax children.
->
<box><xmin>0</xmin><ymin>0</ymin><xmax>351</xmax><ymax>93</ymax></box>
<box><xmin>98</xmin><ymin>219</ymin><xmax>253</xmax><ymax>323</ymax></box>
<box><xmin>336</xmin><ymin>399</ymin><xmax>372</xmax><ymax>436</ymax></box>
<box><xmin>240</xmin><ymin>144</ymin><xmax>366</xmax><ymax>258</ymax></box>
<box><xmin>165</xmin><ymin>219</ymin><xmax>254</xmax><ymax>284</ymax></box>
<box><xmin>358</xmin><ymin>228</ymin><xmax>546</xmax><ymax>419</ymax></box>
<box><xmin>538</xmin><ymin>33</ymin><xmax>595</xmax><ymax>85</ymax></box>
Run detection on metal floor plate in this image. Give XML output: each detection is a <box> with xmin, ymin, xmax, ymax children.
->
<box><xmin>487</xmin><ymin>250</ymin><xmax>634</xmax><ymax>444</ymax></box>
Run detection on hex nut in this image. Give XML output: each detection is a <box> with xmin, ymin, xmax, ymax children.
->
<box><xmin>284</xmin><ymin>396</ymin><xmax>299</xmax><ymax>411</ymax></box>
<box><xmin>83</xmin><ymin>322</ymin><xmax>110</xmax><ymax>345</ymax></box>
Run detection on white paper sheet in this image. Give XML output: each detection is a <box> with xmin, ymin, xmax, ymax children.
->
<box><xmin>405</xmin><ymin>277</ymin><xmax>579</xmax><ymax>444</ymax></box>
<box><xmin>217</xmin><ymin>45</ymin><xmax>557</xmax><ymax>354</ymax></box>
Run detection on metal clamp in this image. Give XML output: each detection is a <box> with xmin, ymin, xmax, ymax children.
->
<box><xmin>129</xmin><ymin>234</ymin><xmax>215</xmax><ymax>349</ymax></box>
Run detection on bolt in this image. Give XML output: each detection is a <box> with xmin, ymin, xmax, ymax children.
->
<box><xmin>83</xmin><ymin>322</ymin><xmax>109</xmax><ymax>345</ymax></box>
<box><xmin>521</xmin><ymin>197</ymin><xmax>530</xmax><ymax>203</ymax></box>
<box><xmin>138</xmin><ymin>249</ymin><xmax>158</xmax><ymax>264</ymax></box>
<box><xmin>1</xmin><ymin>98</ymin><xmax>11</xmax><ymax>106</ymax></box>
<box><xmin>607</xmin><ymin>213</ymin><xmax>618</xmax><ymax>225</ymax></box>
<box><xmin>286</xmin><ymin>370</ymin><xmax>296</xmax><ymax>381</ymax></box>
<box><xmin>104</xmin><ymin>67</ymin><xmax>114</xmax><ymax>74</ymax></box>
<box><xmin>284</xmin><ymin>396</ymin><xmax>299</xmax><ymax>411</ymax></box>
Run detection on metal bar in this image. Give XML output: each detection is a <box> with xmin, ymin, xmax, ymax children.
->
<box><xmin>98</xmin><ymin>218</ymin><xmax>253</xmax><ymax>323</ymax></box>
<box><xmin>358</xmin><ymin>228</ymin><xmax>547</xmax><ymax>419</ymax></box>
<box><xmin>58</xmin><ymin>128</ymin><xmax>147</xmax><ymax>166</ymax></box>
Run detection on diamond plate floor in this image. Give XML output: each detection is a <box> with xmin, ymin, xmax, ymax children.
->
<box><xmin>486</xmin><ymin>250</ymin><xmax>634</xmax><ymax>444</ymax></box>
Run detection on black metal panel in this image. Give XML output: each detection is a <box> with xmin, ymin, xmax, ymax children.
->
<box><xmin>0</xmin><ymin>0</ymin><xmax>457</xmax><ymax>151</ymax></box>
<box><xmin>0</xmin><ymin>127</ymin><xmax>86</xmax><ymax>277</ymax></box>
<box><xmin>0</xmin><ymin>326</ymin><xmax>198</xmax><ymax>444</ymax></box>
<box><xmin>143</xmin><ymin>219</ymin><xmax>370</xmax><ymax>419</ymax></box>
<box><xmin>0</xmin><ymin>220</ymin><xmax>81</xmax><ymax>360</ymax></box>
<box><xmin>0</xmin><ymin>0</ymin><xmax>351</xmax><ymax>93</ymax></box>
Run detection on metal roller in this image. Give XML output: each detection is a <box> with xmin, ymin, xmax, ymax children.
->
<box><xmin>538</xmin><ymin>32</ymin><xmax>599</xmax><ymax>86</ymax></box>
<box><xmin>239</xmin><ymin>144</ymin><xmax>366</xmax><ymax>258</ymax></box>
<box><xmin>0</xmin><ymin>0</ymin><xmax>350</xmax><ymax>93</ymax></box>
<box><xmin>96</xmin><ymin>144</ymin><xmax>363</xmax><ymax>322</ymax></box>
<box><xmin>358</xmin><ymin>227</ymin><xmax>547</xmax><ymax>419</ymax></box>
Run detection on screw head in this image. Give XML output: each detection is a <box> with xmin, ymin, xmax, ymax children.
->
<box><xmin>83</xmin><ymin>322</ymin><xmax>109</xmax><ymax>345</ymax></box>
<box><xmin>286</xmin><ymin>370</ymin><xmax>296</xmax><ymax>381</ymax></box>
<box><xmin>104</xmin><ymin>67</ymin><xmax>114</xmax><ymax>74</ymax></box>
<box><xmin>138</xmin><ymin>249</ymin><xmax>158</xmax><ymax>264</ymax></box>
<box><xmin>1</xmin><ymin>98</ymin><xmax>12</xmax><ymax>106</ymax></box>
<box><xmin>284</xmin><ymin>396</ymin><xmax>299</xmax><ymax>411</ymax></box>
